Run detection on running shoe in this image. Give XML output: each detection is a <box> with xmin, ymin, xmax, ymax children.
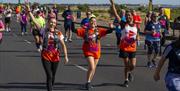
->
<box><xmin>37</xmin><ymin>48</ymin><xmax>41</xmax><ymax>52</ymax></box>
<box><xmin>25</xmin><ymin>32</ymin><xmax>28</xmax><ymax>35</ymax></box>
<box><xmin>68</xmin><ymin>39</ymin><xmax>72</xmax><ymax>42</ymax></box>
<box><xmin>21</xmin><ymin>32</ymin><xmax>24</xmax><ymax>36</ymax></box>
<box><xmin>64</xmin><ymin>37</ymin><xmax>68</xmax><ymax>42</ymax></box>
<box><xmin>85</xmin><ymin>82</ymin><xmax>93</xmax><ymax>90</ymax></box>
<box><xmin>152</xmin><ymin>60</ymin><xmax>157</xmax><ymax>68</ymax></box>
<box><xmin>128</xmin><ymin>73</ymin><xmax>134</xmax><ymax>82</ymax></box>
<box><xmin>147</xmin><ymin>61</ymin><xmax>153</xmax><ymax>68</ymax></box>
<box><xmin>122</xmin><ymin>80</ymin><xmax>129</xmax><ymax>87</ymax></box>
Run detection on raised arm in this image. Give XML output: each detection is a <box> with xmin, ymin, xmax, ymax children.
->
<box><xmin>109</xmin><ymin>0</ymin><xmax>121</xmax><ymax>22</ymax></box>
<box><xmin>25</xmin><ymin>4</ymin><xmax>41</xmax><ymax>30</ymax></box>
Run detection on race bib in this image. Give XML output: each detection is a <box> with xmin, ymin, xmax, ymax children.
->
<box><xmin>89</xmin><ymin>43</ymin><xmax>98</xmax><ymax>52</ymax></box>
<box><xmin>152</xmin><ymin>32</ymin><xmax>161</xmax><ymax>38</ymax></box>
<box><xmin>159</xmin><ymin>20</ymin><xmax>166</xmax><ymax>27</ymax></box>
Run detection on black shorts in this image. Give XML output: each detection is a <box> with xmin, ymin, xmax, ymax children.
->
<box><xmin>32</xmin><ymin>29</ymin><xmax>41</xmax><ymax>36</ymax></box>
<box><xmin>5</xmin><ymin>17</ymin><xmax>10</xmax><ymax>24</ymax></box>
<box><xmin>119</xmin><ymin>50</ymin><xmax>136</xmax><ymax>59</ymax></box>
<box><xmin>145</xmin><ymin>40</ymin><xmax>160</xmax><ymax>54</ymax></box>
<box><xmin>64</xmin><ymin>22</ymin><xmax>74</xmax><ymax>31</ymax></box>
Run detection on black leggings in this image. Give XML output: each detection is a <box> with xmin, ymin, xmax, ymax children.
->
<box><xmin>41</xmin><ymin>59</ymin><xmax>59</xmax><ymax>91</ymax></box>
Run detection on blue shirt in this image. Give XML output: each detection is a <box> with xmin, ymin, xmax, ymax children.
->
<box><xmin>81</xmin><ymin>18</ymin><xmax>90</xmax><ymax>27</ymax></box>
<box><xmin>121</xmin><ymin>16</ymin><xmax>126</xmax><ymax>22</ymax></box>
<box><xmin>113</xmin><ymin>18</ymin><xmax>121</xmax><ymax>33</ymax></box>
<box><xmin>145</xmin><ymin>21</ymin><xmax>161</xmax><ymax>41</ymax></box>
<box><xmin>62</xmin><ymin>10</ymin><xmax>73</xmax><ymax>25</ymax></box>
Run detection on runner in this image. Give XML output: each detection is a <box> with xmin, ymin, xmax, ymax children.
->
<box><xmin>158</xmin><ymin>7</ymin><xmax>170</xmax><ymax>46</ymax></box>
<box><xmin>72</xmin><ymin>17</ymin><xmax>113</xmax><ymax>90</ymax></box>
<box><xmin>145</xmin><ymin>12</ymin><xmax>161</xmax><ymax>68</ymax></box>
<box><xmin>132</xmin><ymin>10</ymin><xmax>141</xmax><ymax>46</ymax></box>
<box><xmin>81</xmin><ymin>11</ymin><xmax>93</xmax><ymax>28</ymax></box>
<box><xmin>4</xmin><ymin>5</ymin><xmax>12</xmax><ymax>32</ymax></box>
<box><xmin>110</xmin><ymin>0</ymin><xmax>139</xmax><ymax>87</ymax></box>
<box><xmin>19</xmin><ymin>9</ymin><xmax>28</xmax><ymax>36</ymax></box>
<box><xmin>0</xmin><ymin>4</ymin><xmax>4</xmax><ymax>18</ymax></box>
<box><xmin>154</xmin><ymin>37</ymin><xmax>180</xmax><ymax>91</ymax></box>
<box><xmin>0</xmin><ymin>17</ymin><xmax>5</xmax><ymax>44</ymax></box>
<box><xmin>26</xmin><ymin>4</ymin><xmax>69</xmax><ymax>91</ymax></box>
<box><xmin>144</xmin><ymin>11</ymin><xmax>152</xmax><ymax>26</ymax></box>
<box><xmin>48</xmin><ymin>8</ymin><xmax>56</xmax><ymax>21</ymax></box>
<box><xmin>143</xmin><ymin>11</ymin><xmax>152</xmax><ymax>49</ymax></box>
<box><xmin>53</xmin><ymin>5</ymin><xmax>59</xmax><ymax>20</ymax></box>
<box><xmin>28</xmin><ymin>6</ymin><xmax>46</xmax><ymax>52</ymax></box>
<box><xmin>113</xmin><ymin>9</ymin><xmax>126</xmax><ymax>46</ymax></box>
<box><xmin>16</xmin><ymin>5</ymin><xmax>21</xmax><ymax>22</ymax></box>
<box><xmin>62</xmin><ymin>6</ymin><xmax>75</xmax><ymax>42</ymax></box>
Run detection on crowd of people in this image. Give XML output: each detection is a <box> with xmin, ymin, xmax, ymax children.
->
<box><xmin>0</xmin><ymin>0</ymin><xmax>179</xmax><ymax>91</ymax></box>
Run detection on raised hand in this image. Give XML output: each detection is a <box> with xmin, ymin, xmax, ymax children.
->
<box><xmin>109</xmin><ymin>0</ymin><xmax>114</xmax><ymax>4</ymax></box>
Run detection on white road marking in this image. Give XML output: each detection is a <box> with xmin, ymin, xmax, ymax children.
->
<box><xmin>24</xmin><ymin>40</ymin><xmax>32</xmax><ymax>44</ymax></box>
<box><xmin>74</xmin><ymin>64</ymin><xmax>88</xmax><ymax>72</ymax></box>
<box><xmin>13</xmin><ymin>33</ymin><xmax>18</xmax><ymax>37</ymax></box>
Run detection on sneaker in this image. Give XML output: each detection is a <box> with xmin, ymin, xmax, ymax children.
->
<box><xmin>37</xmin><ymin>48</ymin><xmax>41</xmax><ymax>52</ymax></box>
<box><xmin>6</xmin><ymin>29</ymin><xmax>9</xmax><ymax>32</ymax></box>
<box><xmin>21</xmin><ymin>32</ymin><xmax>24</xmax><ymax>36</ymax></box>
<box><xmin>39</xmin><ymin>45</ymin><xmax>43</xmax><ymax>51</ymax></box>
<box><xmin>147</xmin><ymin>61</ymin><xmax>153</xmax><ymax>68</ymax></box>
<box><xmin>128</xmin><ymin>73</ymin><xmax>134</xmax><ymax>82</ymax></box>
<box><xmin>68</xmin><ymin>39</ymin><xmax>72</xmax><ymax>42</ymax></box>
<box><xmin>85</xmin><ymin>82</ymin><xmax>93</xmax><ymax>90</ymax></box>
<box><xmin>122</xmin><ymin>80</ymin><xmax>129</xmax><ymax>87</ymax></box>
<box><xmin>152</xmin><ymin>60</ymin><xmax>157</xmax><ymax>68</ymax></box>
<box><xmin>64</xmin><ymin>37</ymin><xmax>68</xmax><ymax>42</ymax></box>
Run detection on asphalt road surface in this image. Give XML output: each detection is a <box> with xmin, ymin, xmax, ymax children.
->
<box><xmin>0</xmin><ymin>17</ymin><xmax>168</xmax><ymax>91</ymax></box>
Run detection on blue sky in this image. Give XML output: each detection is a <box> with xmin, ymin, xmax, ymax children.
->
<box><xmin>2</xmin><ymin>0</ymin><xmax>180</xmax><ymax>5</ymax></box>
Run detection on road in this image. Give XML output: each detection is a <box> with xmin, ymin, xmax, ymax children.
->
<box><xmin>0</xmin><ymin>17</ymin><xmax>168</xmax><ymax>91</ymax></box>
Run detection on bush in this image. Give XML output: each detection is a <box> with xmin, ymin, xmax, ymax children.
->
<box><xmin>171</xmin><ymin>8</ymin><xmax>180</xmax><ymax>21</ymax></box>
<box><xmin>77</xmin><ymin>4</ymin><xmax>90</xmax><ymax>12</ymax></box>
<box><xmin>56</xmin><ymin>5</ymin><xmax>66</xmax><ymax>12</ymax></box>
<box><xmin>137</xmin><ymin>6</ymin><xmax>148</xmax><ymax>12</ymax></box>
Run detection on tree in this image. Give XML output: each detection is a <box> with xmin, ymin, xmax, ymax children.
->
<box><xmin>77</xmin><ymin>4</ymin><xmax>90</xmax><ymax>12</ymax></box>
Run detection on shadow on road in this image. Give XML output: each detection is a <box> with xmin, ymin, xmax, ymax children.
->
<box><xmin>66</xmin><ymin>64</ymin><xmax>147</xmax><ymax>68</ymax></box>
<box><xmin>0</xmin><ymin>82</ymin><xmax>87</xmax><ymax>90</ymax></box>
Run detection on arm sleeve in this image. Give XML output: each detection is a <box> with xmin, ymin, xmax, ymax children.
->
<box><xmin>76</xmin><ymin>28</ymin><xmax>85</xmax><ymax>38</ymax></box>
<box><xmin>58</xmin><ymin>32</ymin><xmax>64</xmax><ymax>40</ymax></box>
<box><xmin>99</xmin><ymin>28</ymin><xmax>108</xmax><ymax>38</ymax></box>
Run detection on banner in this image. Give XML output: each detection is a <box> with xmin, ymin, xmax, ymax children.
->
<box><xmin>164</xmin><ymin>8</ymin><xmax>171</xmax><ymax>19</ymax></box>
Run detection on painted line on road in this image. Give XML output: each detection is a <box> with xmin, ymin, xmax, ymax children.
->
<box><xmin>73</xmin><ymin>64</ymin><xmax>88</xmax><ymax>72</ymax></box>
<box><xmin>12</xmin><ymin>33</ymin><xmax>18</xmax><ymax>37</ymax></box>
<box><xmin>24</xmin><ymin>40</ymin><xmax>32</xmax><ymax>44</ymax></box>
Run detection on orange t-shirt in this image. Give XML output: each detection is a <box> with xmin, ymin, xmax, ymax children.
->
<box><xmin>120</xmin><ymin>24</ymin><xmax>137</xmax><ymax>52</ymax></box>
<box><xmin>133</xmin><ymin>15</ymin><xmax>142</xmax><ymax>29</ymax></box>
<box><xmin>76</xmin><ymin>27</ymin><xmax>107</xmax><ymax>59</ymax></box>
